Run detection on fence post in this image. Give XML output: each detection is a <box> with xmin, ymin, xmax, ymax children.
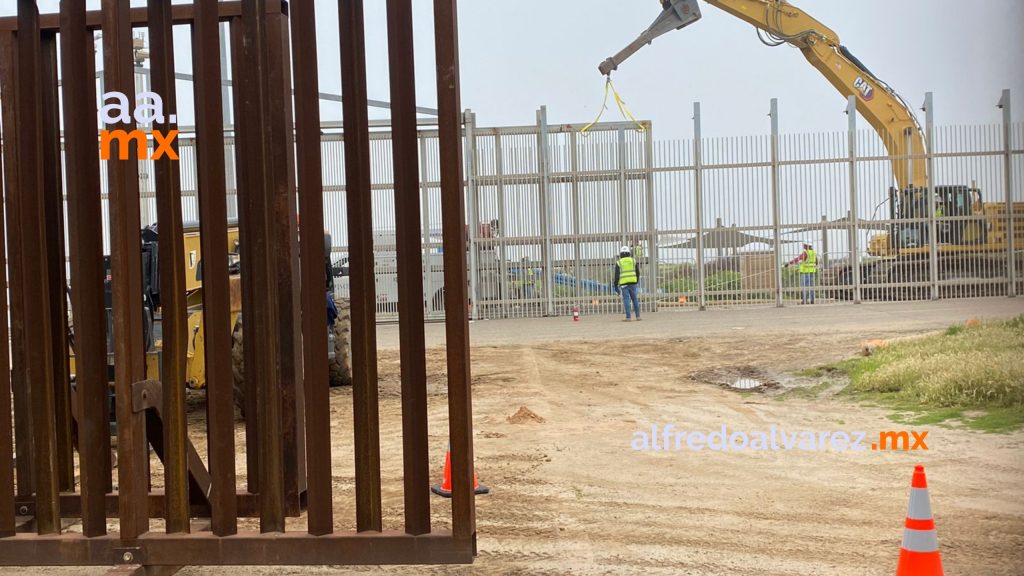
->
<box><xmin>693</xmin><ymin>102</ymin><xmax>706</xmax><ymax>310</ymax></box>
<box><xmin>770</xmin><ymin>98</ymin><xmax>783</xmax><ymax>308</ymax></box>
<box><xmin>847</xmin><ymin>95</ymin><xmax>862</xmax><ymax>304</ymax></box>
<box><xmin>643</xmin><ymin>123</ymin><xmax>657</xmax><ymax>313</ymax></box>
<box><xmin>924</xmin><ymin>92</ymin><xmax>939</xmax><ymax>300</ymax></box>
<box><xmin>419</xmin><ymin>134</ymin><xmax>434</xmax><ymax>314</ymax></box>
<box><xmin>465</xmin><ymin>110</ymin><xmax>480</xmax><ymax>319</ymax></box>
<box><xmin>820</xmin><ymin>214</ymin><xmax>829</xmax><ymax>270</ymax></box>
<box><xmin>999</xmin><ymin>89</ymin><xmax>1016</xmax><ymax>298</ymax></box>
<box><xmin>221</xmin><ymin>25</ymin><xmax>236</xmax><ymax>217</ymax></box>
<box><xmin>494</xmin><ymin>132</ymin><xmax>510</xmax><ymax>318</ymax></box>
<box><xmin>570</xmin><ymin>130</ymin><xmax>582</xmax><ymax>305</ymax></box>
<box><xmin>536</xmin><ymin>106</ymin><xmax>555</xmax><ymax>316</ymax></box>
<box><xmin>617</xmin><ymin>125</ymin><xmax>628</xmax><ymax>244</ymax></box>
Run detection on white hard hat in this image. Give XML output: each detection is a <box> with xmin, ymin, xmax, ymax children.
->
<box><xmin>620</xmin><ymin>246</ymin><xmax>631</xmax><ymax>255</ymax></box>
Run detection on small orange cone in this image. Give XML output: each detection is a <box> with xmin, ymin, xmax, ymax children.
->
<box><xmin>431</xmin><ymin>448</ymin><xmax>489</xmax><ymax>498</ymax></box>
<box><xmin>896</xmin><ymin>465</ymin><xmax>944</xmax><ymax>576</ymax></box>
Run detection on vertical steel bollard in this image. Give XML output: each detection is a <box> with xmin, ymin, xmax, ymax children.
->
<box><xmin>770</xmin><ymin>99</ymin><xmax>783</xmax><ymax>308</ymax></box>
<box><xmin>570</xmin><ymin>130</ymin><xmax>583</xmax><ymax>307</ymax></box>
<box><xmin>999</xmin><ymin>89</ymin><xmax>1016</xmax><ymax>298</ymax></box>
<box><xmin>536</xmin><ymin>106</ymin><xmax>555</xmax><ymax>316</ymax></box>
<box><xmin>693</xmin><ymin>102</ymin><xmax>706</xmax><ymax>311</ymax></box>
<box><xmin>492</xmin><ymin>134</ymin><xmax>510</xmax><ymax>318</ymax></box>
<box><xmin>617</xmin><ymin>126</ymin><xmax>628</xmax><ymax>248</ymax></box>
<box><xmin>924</xmin><ymin>92</ymin><xmax>939</xmax><ymax>300</ymax></box>
<box><xmin>419</xmin><ymin>137</ymin><xmax>434</xmax><ymax>314</ymax></box>
<box><xmin>847</xmin><ymin>96</ymin><xmax>862</xmax><ymax>304</ymax></box>
<box><xmin>643</xmin><ymin>122</ymin><xmax>657</xmax><ymax>314</ymax></box>
<box><xmin>466</xmin><ymin>110</ymin><xmax>481</xmax><ymax>320</ymax></box>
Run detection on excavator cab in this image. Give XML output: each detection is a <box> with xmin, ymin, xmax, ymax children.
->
<box><xmin>888</xmin><ymin>186</ymin><xmax>988</xmax><ymax>251</ymax></box>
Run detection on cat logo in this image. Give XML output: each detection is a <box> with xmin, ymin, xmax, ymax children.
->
<box><xmin>853</xmin><ymin>76</ymin><xmax>875</xmax><ymax>102</ymax></box>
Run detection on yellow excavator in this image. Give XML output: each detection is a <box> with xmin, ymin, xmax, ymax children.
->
<box><xmin>69</xmin><ymin>220</ymin><xmax>352</xmax><ymax>417</ymax></box>
<box><xmin>601</xmin><ymin>0</ymin><xmax>1023</xmax><ymax>298</ymax></box>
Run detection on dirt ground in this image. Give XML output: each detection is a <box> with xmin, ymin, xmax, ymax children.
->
<box><xmin>8</xmin><ymin>299</ymin><xmax>1024</xmax><ymax>575</ymax></box>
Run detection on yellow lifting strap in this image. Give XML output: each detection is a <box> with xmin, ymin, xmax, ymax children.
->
<box><xmin>580</xmin><ymin>76</ymin><xmax>646</xmax><ymax>135</ymax></box>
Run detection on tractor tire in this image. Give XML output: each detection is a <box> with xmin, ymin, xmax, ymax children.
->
<box><xmin>231</xmin><ymin>298</ymin><xmax>351</xmax><ymax>417</ymax></box>
<box><xmin>329</xmin><ymin>297</ymin><xmax>352</xmax><ymax>387</ymax></box>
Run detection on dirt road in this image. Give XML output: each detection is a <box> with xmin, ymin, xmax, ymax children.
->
<box><xmin>9</xmin><ymin>299</ymin><xmax>1023</xmax><ymax>575</ymax></box>
<box><xmin>236</xmin><ymin>299</ymin><xmax>1024</xmax><ymax>575</ymax></box>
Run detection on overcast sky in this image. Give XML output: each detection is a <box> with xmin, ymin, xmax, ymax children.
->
<box><xmin>3</xmin><ymin>0</ymin><xmax>1023</xmax><ymax>139</ymax></box>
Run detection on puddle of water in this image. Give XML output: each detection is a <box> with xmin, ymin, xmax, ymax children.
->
<box><xmin>731</xmin><ymin>378</ymin><xmax>762</xmax><ymax>390</ymax></box>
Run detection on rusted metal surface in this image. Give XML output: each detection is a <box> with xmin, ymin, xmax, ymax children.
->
<box><xmin>386</xmin><ymin>0</ymin><xmax>431</xmax><ymax>537</ymax></box>
<box><xmin>40</xmin><ymin>31</ymin><xmax>75</xmax><ymax>496</ymax></box>
<box><xmin>0</xmin><ymin>31</ymin><xmax>34</xmax><ymax>501</ymax></box>
<box><xmin>0</xmin><ymin>1</ymin><xmax>286</xmax><ymax>32</ymax></box>
<box><xmin>339</xmin><ymin>0</ymin><xmax>384</xmax><ymax>533</ymax></box>
<box><xmin>102</xmin><ymin>0</ymin><xmax>150</xmax><ymax>539</ymax></box>
<box><xmin>192</xmin><ymin>0</ymin><xmax>238</xmax><ymax>537</ymax></box>
<box><xmin>0</xmin><ymin>31</ymin><xmax>14</xmax><ymax>534</ymax></box>
<box><xmin>266</xmin><ymin>10</ymin><xmax>306</xmax><ymax>517</ymax></box>
<box><xmin>135</xmin><ymin>389</ymin><xmax>214</xmax><ymax>515</ymax></box>
<box><xmin>289</xmin><ymin>0</ymin><xmax>333</xmax><ymax>536</ymax></box>
<box><xmin>228</xmin><ymin>14</ymin><xmax>261</xmax><ymax>497</ymax></box>
<box><xmin>0</xmin><ymin>531</ymin><xmax>473</xmax><ymax>565</ymax></box>
<box><xmin>1</xmin><ymin>0</ymin><xmax>475</xmax><ymax>568</ymax></box>
<box><xmin>16</xmin><ymin>0</ymin><xmax>61</xmax><ymax>536</ymax></box>
<box><xmin>147</xmin><ymin>0</ymin><xmax>190</xmax><ymax>536</ymax></box>
<box><xmin>59</xmin><ymin>0</ymin><xmax>110</xmax><ymax>537</ymax></box>
<box><xmin>433</xmin><ymin>0</ymin><xmax>477</xmax><ymax>544</ymax></box>
<box><xmin>239</xmin><ymin>0</ymin><xmax>285</xmax><ymax>533</ymax></box>
<box><xmin>15</xmin><ymin>492</ymin><xmax>266</xmax><ymax>520</ymax></box>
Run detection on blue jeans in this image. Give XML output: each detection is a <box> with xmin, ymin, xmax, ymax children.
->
<box><xmin>620</xmin><ymin>283</ymin><xmax>640</xmax><ymax>319</ymax></box>
<box><xmin>800</xmin><ymin>273</ymin><xmax>816</xmax><ymax>303</ymax></box>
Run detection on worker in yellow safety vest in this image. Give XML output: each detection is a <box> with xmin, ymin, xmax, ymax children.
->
<box><xmin>785</xmin><ymin>241</ymin><xmax>817</xmax><ymax>305</ymax></box>
<box><xmin>613</xmin><ymin>246</ymin><xmax>642</xmax><ymax>321</ymax></box>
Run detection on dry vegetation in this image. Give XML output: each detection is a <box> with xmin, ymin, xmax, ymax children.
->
<box><xmin>835</xmin><ymin>315</ymin><xmax>1024</xmax><ymax>430</ymax></box>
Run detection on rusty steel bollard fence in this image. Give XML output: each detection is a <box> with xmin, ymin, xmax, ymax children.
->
<box><xmin>0</xmin><ymin>0</ymin><xmax>476</xmax><ymax>570</ymax></box>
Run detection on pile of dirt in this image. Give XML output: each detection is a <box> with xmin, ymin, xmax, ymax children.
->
<box><xmin>507</xmin><ymin>406</ymin><xmax>545</xmax><ymax>424</ymax></box>
<box><xmin>861</xmin><ymin>338</ymin><xmax>889</xmax><ymax>356</ymax></box>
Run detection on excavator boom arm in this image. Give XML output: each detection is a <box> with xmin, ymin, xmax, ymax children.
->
<box><xmin>602</xmin><ymin>0</ymin><xmax>927</xmax><ymax>190</ymax></box>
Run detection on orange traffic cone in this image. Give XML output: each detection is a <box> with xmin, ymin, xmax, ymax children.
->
<box><xmin>896</xmin><ymin>465</ymin><xmax>944</xmax><ymax>576</ymax></box>
<box><xmin>431</xmin><ymin>448</ymin><xmax>489</xmax><ymax>498</ymax></box>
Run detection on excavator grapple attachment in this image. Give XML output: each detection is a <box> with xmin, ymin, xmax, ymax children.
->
<box><xmin>599</xmin><ymin>0</ymin><xmax>702</xmax><ymax>75</ymax></box>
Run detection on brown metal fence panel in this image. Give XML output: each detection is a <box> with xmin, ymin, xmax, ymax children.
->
<box><xmin>0</xmin><ymin>0</ymin><xmax>476</xmax><ymax>570</ymax></box>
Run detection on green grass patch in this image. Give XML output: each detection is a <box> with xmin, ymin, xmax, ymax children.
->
<box><xmin>944</xmin><ymin>324</ymin><xmax>964</xmax><ymax>336</ymax></box>
<box><xmin>793</xmin><ymin>367</ymin><xmax>828</xmax><ymax>378</ymax></box>
<box><xmin>776</xmin><ymin>380</ymin><xmax>835</xmax><ymax>400</ymax></box>
<box><xmin>963</xmin><ymin>408</ymin><xmax>1024</xmax><ymax>433</ymax></box>
<box><xmin>825</xmin><ymin>315</ymin><xmax>1024</xmax><ymax>432</ymax></box>
<box><xmin>887</xmin><ymin>408</ymin><xmax>964</xmax><ymax>427</ymax></box>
